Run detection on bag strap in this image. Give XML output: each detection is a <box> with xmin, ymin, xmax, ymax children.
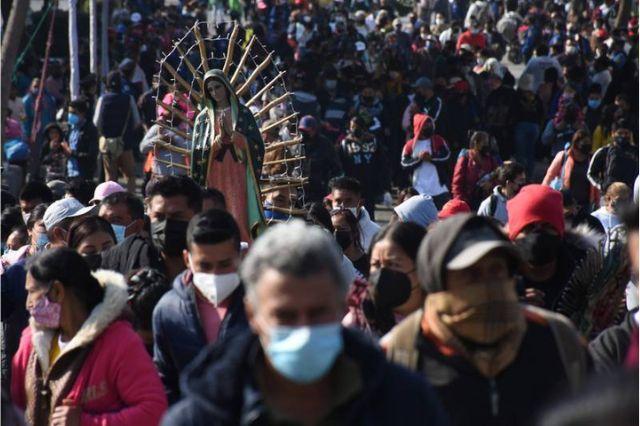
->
<box><xmin>489</xmin><ymin>193</ymin><xmax>498</xmax><ymax>216</ymax></box>
<box><xmin>559</xmin><ymin>149</ymin><xmax>568</xmax><ymax>183</ymax></box>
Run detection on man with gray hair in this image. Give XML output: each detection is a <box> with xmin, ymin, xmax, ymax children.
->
<box><xmin>162</xmin><ymin>221</ymin><xmax>448</xmax><ymax>425</ymax></box>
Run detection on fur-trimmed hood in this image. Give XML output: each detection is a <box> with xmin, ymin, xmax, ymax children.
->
<box><xmin>565</xmin><ymin>223</ymin><xmax>603</xmax><ymax>253</ymax></box>
<box><xmin>30</xmin><ymin>269</ymin><xmax>128</xmax><ymax>373</ymax></box>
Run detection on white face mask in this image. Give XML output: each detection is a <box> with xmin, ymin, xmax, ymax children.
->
<box><xmin>192</xmin><ymin>271</ymin><xmax>241</xmax><ymax>306</ymax></box>
<box><xmin>22</xmin><ymin>211</ymin><xmax>31</xmax><ymax>225</ymax></box>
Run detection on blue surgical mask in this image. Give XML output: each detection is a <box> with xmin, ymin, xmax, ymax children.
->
<box><xmin>265</xmin><ymin>322</ymin><xmax>343</xmax><ymax>384</ymax></box>
<box><xmin>111</xmin><ymin>223</ymin><xmax>129</xmax><ymax>244</ymax></box>
<box><xmin>35</xmin><ymin>233</ymin><xmax>49</xmax><ymax>253</ymax></box>
<box><xmin>68</xmin><ymin>112</ymin><xmax>81</xmax><ymax>126</ymax></box>
<box><xmin>588</xmin><ymin>99</ymin><xmax>602</xmax><ymax>109</ymax></box>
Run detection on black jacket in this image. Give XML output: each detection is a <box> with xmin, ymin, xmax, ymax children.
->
<box><xmin>153</xmin><ymin>270</ymin><xmax>249</xmax><ymax>405</ymax></box>
<box><xmin>304</xmin><ymin>134</ymin><xmax>343</xmax><ymax>202</ymax></box>
<box><xmin>589</xmin><ymin>309</ymin><xmax>638</xmax><ymax>372</ymax></box>
<box><xmin>587</xmin><ymin>142</ymin><xmax>639</xmax><ymax>192</ymax></box>
<box><xmin>100</xmin><ymin>234</ymin><xmax>163</xmax><ymax>276</ymax></box>
<box><xmin>162</xmin><ymin>328</ymin><xmax>449</xmax><ymax>425</ymax></box>
<box><xmin>67</xmin><ymin>119</ymin><xmax>99</xmax><ymax>179</ymax></box>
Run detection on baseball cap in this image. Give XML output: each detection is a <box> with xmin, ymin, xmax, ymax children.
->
<box><xmin>445</xmin><ymin>221</ymin><xmax>520</xmax><ymax>270</ymax></box>
<box><xmin>47</xmin><ymin>180</ymin><xmax>67</xmax><ymax>201</ymax></box>
<box><xmin>298</xmin><ymin>115</ymin><xmax>318</xmax><ymax>131</ymax></box>
<box><xmin>130</xmin><ymin>12</ymin><xmax>142</xmax><ymax>24</ymax></box>
<box><xmin>412</xmin><ymin>76</ymin><xmax>433</xmax><ymax>90</ymax></box>
<box><xmin>477</xmin><ymin>58</ymin><xmax>505</xmax><ymax>79</ymax></box>
<box><xmin>43</xmin><ymin>198</ymin><xmax>95</xmax><ymax>231</ymax></box>
<box><xmin>89</xmin><ymin>181</ymin><xmax>125</xmax><ymax>205</ymax></box>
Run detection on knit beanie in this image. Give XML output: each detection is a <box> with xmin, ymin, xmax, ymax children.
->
<box><xmin>506</xmin><ymin>184</ymin><xmax>564</xmax><ymax>240</ymax></box>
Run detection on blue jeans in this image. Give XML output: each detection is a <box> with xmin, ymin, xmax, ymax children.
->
<box><xmin>514</xmin><ymin>122</ymin><xmax>540</xmax><ymax>177</ymax></box>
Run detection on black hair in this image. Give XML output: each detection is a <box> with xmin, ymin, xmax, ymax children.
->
<box><xmin>19</xmin><ymin>181</ymin><xmax>53</xmax><ymax>203</ymax></box>
<box><xmin>305</xmin><ymin>202</ymin><xmax>334</xmax><ymax>233</ymax></box>
<box><xmin>67</xmin><ymin>216</ymin><xmax>117</xmax><ymax>250</ymax></box>
<box><xmin>202</xmin><ymin>188</ymin><xmax>227</xmax><ymax>210</ymax></box>
<box><xmin>8</xmin><ymin>225</ymin><xmax>29</xmax><ymax>246</ymax></box>
<box><xmin>1</xmin><ymin>190</ymin><xmax>16</xmax><ymax>210</ymax></box>
<box><xmin>588</xmin><ymin>83</ymin><xmax>602</xmax><ymax>95</ymax></box>
<box><xmin>26</xmin><ymin>204</ymin><xmax>48</xmax><ymax>231</ymax></box>
<box><xmin>496</xmin><ymin>161</ymin><xmax>526</xmax><ymax>186</ymax></box>
<box><xmin>100</xmin><ymin>191</ymin><xmax>145</xmax><ymax>220</ymax></box>
<box><xmin>127</xmin><ymin>268</ymin><xmax>171</xmax><ymax>331</ymax></box>
<box><xmin>147</xmin><ymin>175</ymin><xmax>203</xmax><ymax>213</ymax></box>
<box><xmin>65</xmin><ymin>178</ymin><xmax>96</xmax><ymax>206</ymax></box>
<box><xmin>621</xmin><ymin>203</ymin><xmax>638</xmax><ymax>232</ymax></box>
<box><xmin>560</xmin><ymin>188</ymin><xmax>576</xmax><ymax>208</ymax></box>
<box><xmin>106</xmin><ymin>70</ymin><xmax>122</xmax><ymax>92</ymax></box>
<box><xmin>544</xmin><ymin>66</ymin><xmax>559</xmax><ymax>83</ymax></box>
<box><xmin>330</xmin><ymin>207</ymin><xmax>363</xmax><ymax>251</ymax></box>
<box><xmin>370</xmin><ymin>221</ymin><xmax>427</xmax><ymax>260</ymax></box>
<box><xmin>1</xmin><ymin>206</ymin><xmax>23</xmax><ymax>239</ymax></box>
<box><xmin>329</xmin><ymin>176</ymin><xmax>362</xmax><ymax>196</ymax></box>
<box><xmin>535</xmin><ymin>44</ymin><xmax>549</xmax><ymax>56</ymax></box>
<box><xmin>28</xmin><ymin>248</ymin><xmax>105</xmax><ymax>312</ymax></box>
<box><xmin>68</xmin><ymin>97</ymin><xmax>89</xmax><ymax>115</ymax></box>
<box><xmin>186</xmin><ymin>209</ymin><xmax>241</xmax><ymax>250</ymax></box>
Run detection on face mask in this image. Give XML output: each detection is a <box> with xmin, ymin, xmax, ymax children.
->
<box><xmin>361</xmin><ymin>95</ymin><xmax>374</xmax><ymax>105</ymax></box>
<box><xmin>22</xmin><ymin>211</ymin><xmax>31</xmax><ymax>225</ymax></box>
<box><xmin>35</xmin><ymin>233</ymin><xmax>49</xmax><ymax>253</ymax></box>
<box><xmin>515</xmin><ymin>232</ymin><xmax>562</xmax><ymax>266</ymax></box>
<box><xmin>111</xmin><ymin>223</ymin><xmax>130</xmax><ymax>244</ymax></box>
<box><xmin>151</xmin><ymin>218</ymin><xmax>189</xmax><ymax>257</ymax></box>
<box><xmin>334</xmin><ymin>229</ymin><xmax>352</xmax><ymax>250</ymax></box>
<box><xmin>480</xmin><ymin>146</ymin><xmax>491</xmax><ymax>156</ymax></box>
<box><xmin>421</xmin><ymin>127</ymin><xmax>434</xmax><ymax>138</ymax></box>
<box><xmin>369</xmin><ymin>267</ymin><xmax>412</xmax><ymax>308</ymax></box>
<box><xmin>435</xmin><ymin>18</ymin><xmax>445</xmax><ymax>25</ymax></box>
<box><xmin>470</xmin><ymin>27</ymin><xmax>480</xmax><ymax>34</ymax></box>
<box><xmin>3</xmin><ymin>248</ymin><xmax>17</xmax><ymax>257</ymax></box>
<box><xmin>615</xmin><ymin>135</ymin><xmax>630</xmax><ymax>147</ymax></box>
<box><xmin>352</xmin><ymin>128</ymin><xmax>363</xmax><ymax>138</ymax></box>
<box><xmin>264</xmin><ymin>322</ymin><xmax>343</xmax><ymax>383</ymax></box>
<box><xmin>325</xmin><ymin>79</ymin><xmax>337</xmax><ymax>90</ymax></box>
<box><xmin>192</xmin><ymin>270</ymin><xmax>241</xmax><ymax>305</ymax></box>
<box><xmin>588</xmin><ymin>99</ymin><xmax>602</xmax><ymax>109</ymax></box>
<box><xmin>566</xmin><ymin>46</ymin><xmax>578</xmax><ymax>55</ymax></box>
<box><xmin>30</xmin><ymin>292</ymin><xmax>62</xmax><ymax>329</ymax></box>
<box><xmin>68</xmin><ymin>113</ymin><xmax>81</xmax><ymax>126</ymax></box>
<box><xmin>83</xmin><ymin>253</ymin><xmax>103</xmax><ymax>270</ymax></box>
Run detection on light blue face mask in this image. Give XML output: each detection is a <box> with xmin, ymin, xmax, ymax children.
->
<box><xmin>111</xmin><ymin>223</ymin><xmax>129</xmax><ymax>244</ymax></box>
<box><xmin>35</xmin><ymin>233</ymin><xmax>49</xmax><ymax>253</ymax></box>
<box><xmin>588</xmin><ymin>98</ymin><xmax>602</xmax><ymax>109</ymax></box>
<box><xmin>265</xmin><ymin>322</ymin><xmax>343</xmax><ymax>384</ymax></box>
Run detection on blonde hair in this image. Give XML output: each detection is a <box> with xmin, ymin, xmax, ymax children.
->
<box><xmin>605</xmin><ymin>182</ymin><xmax>631</xmax><ymax>200</ymax></box>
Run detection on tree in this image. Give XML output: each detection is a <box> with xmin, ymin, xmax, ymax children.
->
<box><xmin>0</xmin><ymin>0</ymin><xmax>30</xmax><ymax>140</ymax></box>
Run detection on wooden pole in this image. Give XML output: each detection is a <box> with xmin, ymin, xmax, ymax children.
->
<box><xmin>260</xmin><ymin>112</ymin><xmax>298</xmax><ymax>134</ymax></box>
<box><xmin>193</xmin><ymin>23</ymin><xmax>210</xmax><ymax>73</ymax></box>
<box><xmin>257</xmin><ymin>92</ymin><xmax>291</xmax><ymax>117</ymax></box>
<box><xmin>262</xmin><ymin>156</ymin><xmax>306</xmax><ymax>166</ymax></box>
<box><xmin>222</xmin><ymin>23</ymin><xmax>239</xmax><ymax>75</ymax></box>
<box><xmin>236</xmin><ymin>52</ymin><xmax>274</xmax><ymax>97</ymax></box>
<box><xmin>155</xmin><ymin>121</ymin><xmax>192</xmax><ymax>140</ymax></box>
<box><xmin>246</xmin><ymin>70</ymin><xmax>286</xmax><ymax>107</ymax></box>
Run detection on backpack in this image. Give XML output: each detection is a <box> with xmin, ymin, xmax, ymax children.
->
<box><xmin>549</xmin><ymin>150</ymin><xmax>568</xmax><ymax>191</ymax></box>
<box><xmin>489</xmin><ymin>193</ymin><xmax>499</xmax><ymax>216</ymax></box>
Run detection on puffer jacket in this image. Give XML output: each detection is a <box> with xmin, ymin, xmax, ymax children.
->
<box><xmin>11</xmin><ymin>270</ymin><xmax>167</xmax><ymax>426</ymax></box>
<box><xmin>451</xmin><ymin>148</ymin><xmax>499</xmax><ymax>208</ymax></box>
<box><xmin>152</xmin><ymin>270</ymin><xmax>248</xmax><ymax>405</ymax></box>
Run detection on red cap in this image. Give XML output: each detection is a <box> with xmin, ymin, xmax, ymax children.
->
<box><xmin>437</xmin><ymin>198</ymin><xmax>471</xmax><ymax>219</ymax></box>
<box><xmin>506</xmin><ymin>184</ymin><xmax>564</xmax><ymax>240</ymax></box>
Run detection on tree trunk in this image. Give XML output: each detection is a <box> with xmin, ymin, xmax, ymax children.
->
<box><xmin>100</xmin><ymin>0</ymin><xmax>109</xmax><ymax>93</ymax></box>
<box><xmin>0</xmin><ymin>0</ymin><xmax>30</xmax><ymax>141</ymax></box>
<box><xmin>615</xmin><ymin>0</ymin><xmax>631</xmax><ymax>30</ymax></box>
<box><xmin>90</xmin><ymin>0</ymin><xmax>99</xmax><ymax>75</ymax></box>
<box><xmin>69</xmin><ymin>0</ymin><xmax>80</xmax><ymax>100</ymax></box>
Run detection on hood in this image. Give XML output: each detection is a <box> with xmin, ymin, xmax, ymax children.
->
<box><xmin>506</xmin><ymin>184</ymin><xmax>564</xmax><ymax>240</ymax></box>
<box><xmin>179</xmin><ymin>328</ymin><xmax>388</xmax><ymax>421</ymax></box>
<box><xmin>394</xmin><ymin>195</ymin><xmax>438</xmax><ymax>228</ymax></box>
<box><xmin>412</xmin><ymin>113</ymin><xmax>434</xmax><ymax>144</ymax></box>
<box><xmin>30</xmin><ymin>269</ymin><xmax>128</xmax><ymax>373</ymax></box>
<box><xmin>417</xmin><ymin>213</ymin><xmax>510</xmax><ymax>293</ymax></box>
<box><xmin>565</xmin><ymin>223</ymin><xmax>603</xmax><ymax>253</ymax></box>
<box><xmin>492</xmin><ymin>185</ymin><xmax>507</xmax><ymax>200</ymax></box>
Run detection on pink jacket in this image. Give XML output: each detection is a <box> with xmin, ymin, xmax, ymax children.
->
<box><xmin>11</xmin><ymin>270</ymin><xmax>167</xmax><ymax>425</ymax></box>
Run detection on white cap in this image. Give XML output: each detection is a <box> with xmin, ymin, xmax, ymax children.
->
<box><xmin>130</xmin><ymin>12</ymin><xmax>142</xmax><ymax>23</ymax></box>
<box><xmin>43</xmin><ymin>198</ymin><xmax>94</xmax><ymax>230</ymax></box>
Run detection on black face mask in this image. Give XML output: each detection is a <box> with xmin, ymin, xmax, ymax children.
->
<box><xmin>421</xmin><ymin>127</ymin><xmax>434</xmax><ymax>138</ymax></box>
<box><xmin>352</xmin><ymin>128</ymin><xmax>363</xmax><ymax>138</ymax></box>
<box><xmin>361</xmin><ymin>95</ymin><xmax>374</xmax><ymax>105</ymax></box>
<box><xmin>515</xmin><ymin>232</ymin><xmax>562</xmax><ymax>266</ymax></box>
<box><xmin>151</xmin><ymin>218</ymin><xmax>189</xmax><ymax>257</ymax></box>
<box><xmin>615</xmin><ymin>135</ymin><xmax>630</xmax><ymax>148</ymax></box>
<box><xmin>369</xmin><ymin>267</ymin><xmax>412</xmax><ymax>308</ymax></box>
<box><xmin>335</xmin><ymin>229</ymin><xmax>353</xmax><ymax>250</ymax></box>
<box><xmin>82</xmin><ymin>253</ymin><xmax>103</xmax><ymax>271</ymax></box>
<box><xmin>480</xmin><ymin>146</ymin><xmax>491</xmax><ymax>156</ymax></box>
<box><xmin>414</xmin><ymin>92</ymin><xmax>426</xmax><ymax>106</ymax></box>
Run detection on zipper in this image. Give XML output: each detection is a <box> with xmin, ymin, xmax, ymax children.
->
<box><xmin>489</xmin><ymin>378</ymin><xmax>500</xmax><ymax>417</ymax></box>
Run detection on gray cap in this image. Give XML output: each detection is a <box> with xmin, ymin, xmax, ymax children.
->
<box><xmin>46</xmin><ymin>180</ymin><xmax>67</xmax><ymax>201</ymax></box>
<box><xmin>43</xmin><ymin>198</ymin><xmax>94</xmax><ymax>230</ymax></box>
<box><xmin>412</xmin><ymin>76</ymin><xmax>433</xmax><ymax>90</ymax></box>
<box><xmin>445</xmin><ymin>223</ymin><xmax>521</xmax><ymax>271</ymax></box>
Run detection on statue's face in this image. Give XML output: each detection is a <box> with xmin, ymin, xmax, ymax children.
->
<box><xmin>206</xmin><ymin>79</ymin><xmax>228</xmax><ymax>103</ymax></box>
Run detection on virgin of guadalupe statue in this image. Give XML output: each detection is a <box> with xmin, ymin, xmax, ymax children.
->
<box><xmin>190</xmin><ymin>69</ymin><xmax>265</xmax><ymax>241</ymax></box>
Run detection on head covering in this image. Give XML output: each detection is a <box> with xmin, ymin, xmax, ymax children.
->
<box><xmin>298</xmin><ymin>115</ymin><xmax>318</xmax><ymax>131</ymax></box>
<box><xmin>89</xmin><ymin>181</ymin><xmax>125</xmax><ymax>204</ymax></box>
<box><xmin>438</xmin><ymin>199</ymin><xmax>471</xmax><ymax>219</ymax></box>
<box><xmin>130</xmin><ymin>12</ymin><xmax>142</xmax><ymax>23</ymax></box>
<box><xmin>119</xmin><ymin>58</ymin><xmax>136</xmax><ymax>72</ymax></box>
<box><xmin>417</xmin><ymin>214</ymin><xmax>519</xmax><ymax>293</ymax></box>
<box><xmin>46</xmin><ymin>180</ymin><xmax>67</xmax><ymax>201</ymax></box>
<box><xmin>506</xmin><ymin>184</ymin><xmax>564</xmax><ymax>240</ymax></box>
<box><xmin>43</xmin><ymin>198</ymin><xmax>93</xmax><ymax>230</ymax></box>
<box><xmin>394</xmin><ymin>195</ymin><xmax>438</xmax><ymax>228</ymax></box>
<box><xmin>412</xmin><ymin>76</ymin><xmax>433</xmax><ymax>90</ymax></box>
<box><xmin>477</xmin><ymin>58</ymin><xmax>505</xmax><ymax>79</ymax></box>
<box><xmin>411</xmin><ymin>113</ymin><xmax>435</xmax><ymax>145</ymax></box>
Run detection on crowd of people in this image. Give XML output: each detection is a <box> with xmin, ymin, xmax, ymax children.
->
<box><xmin>2</xmin><ymin>0</ymin><xmax>639</xmax><ymax>424</ymax></box>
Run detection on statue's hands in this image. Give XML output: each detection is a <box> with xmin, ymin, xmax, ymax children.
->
<box><xmin>212</xmin><ymin>134</ymin><xmax>223</xmax><ymax>151</ymax></box>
